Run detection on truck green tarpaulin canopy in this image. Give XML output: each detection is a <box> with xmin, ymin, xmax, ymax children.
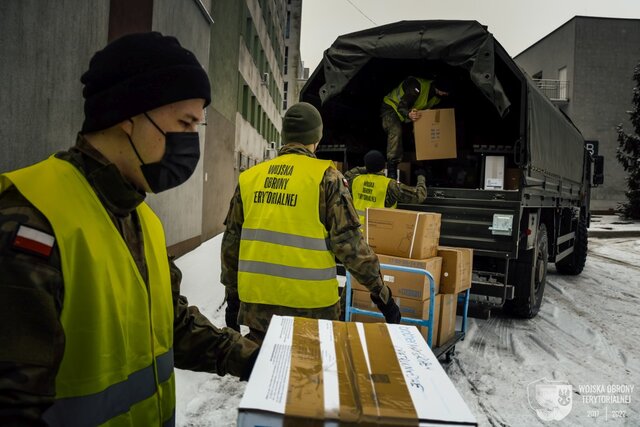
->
<box><xmin>301</xmin><ymin>20</ymin><xmax>586</xmax><ymax>184</ymax></box>
<box><xmin>308</xmin><ymin>20</ymin><xmax>511</xmax><ymax>117</ymax></box>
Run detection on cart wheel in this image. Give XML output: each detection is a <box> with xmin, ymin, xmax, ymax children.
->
<box><xmin>445</xmin><ymin>347</ymin><xmax>456</xmax><ymax>363</ymax></box>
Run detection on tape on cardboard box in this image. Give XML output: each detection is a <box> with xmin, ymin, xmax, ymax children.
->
<box><xmin>365</xmin><ymin>208</ymin><xmax>441</xmax><ymax>259</ymax></box>
<box><xmin>238</xmin><ymin>316</ymin><xmax>477</xmax><ymax>426</ymax></box>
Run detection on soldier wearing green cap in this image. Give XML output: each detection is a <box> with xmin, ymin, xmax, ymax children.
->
<box><xmin>221</xmin><ymin>102</ymin><xmax>401</xmax><ymax>344</ymax></box>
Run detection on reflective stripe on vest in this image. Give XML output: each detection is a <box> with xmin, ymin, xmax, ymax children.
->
<box><xmin>383</xmin><ymin>78</ymin><xmax>440</xmax><ymax>121</ymax></box>
<box><xmin>0</xmin><ymin>157</ymin><xmax>175</xmax><ymax>426</ymax></box>
<box><xmin>238</xmin><ymin>154</ymin><xmax>339</xmax><ymax>308</ymax></box>
<box><xmin>40</xmin><ymin>350</ymin><xmax>174</xmax><ymax>427</ymax></box>
<box><xmin>352</xmin><ymin>174</ymin><xmax>396</xmax><ymax>226</ymax></box>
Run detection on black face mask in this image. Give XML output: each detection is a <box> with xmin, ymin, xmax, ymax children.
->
<box><xmin>127</xmin><ymin>113</ymin><xmax>201</xmax><ymax>193</ymax></box>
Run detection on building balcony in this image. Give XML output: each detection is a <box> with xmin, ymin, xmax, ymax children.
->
<box><xmin>533</xmin><ymin>79</ymin><xmax>570</xmax><ymax>102</ymax></box>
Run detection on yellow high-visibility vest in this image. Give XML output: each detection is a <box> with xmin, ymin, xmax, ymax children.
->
<box><xmin>383</xmin><ymin>78</ymin><xmax>440</xmax><ymax>121</ymax></box>
<box><xmin>238</xmin><ymin>154</ymin><xmax>339</xmax><ymax>308</ymax></box>
<box><xmin>352</xmin><ymin>174</ymin><xmax>397</xmax><ymax>226</ymax></box>
<box><xmin>0</xmin><ymin>157</ymin><xmax>175</xmax><ymax>426</ymax></box>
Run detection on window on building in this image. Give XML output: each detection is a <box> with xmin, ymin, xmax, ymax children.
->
<box><xmin>283</xmin><ymin>82</ymin><xmax>288</xmax><ymax>110</ymax></box>
<box><xmin>250</xmin><ymin>96</ymin><xmax>256</xmax><ymax>126</ymax></box>
<box><xmin>285</xmin><ymin>11</ymin><xmax>291</xmax><ymax>39</ymax></box>
<box><xmin>253</xmin><ymin>35</ymin><xmax>259</xmax><ymax>61</ymax></box>
<box><xmin>558</xmin><ymin>66</ymin><xmax>568</xmax><ymax>99</ymax></box>
<box><xmin>284</xmin><ymin>46</ymin><xmax>289</xmax><ymax>75</ymax></box>
<box><xmin>242</xmin><ymin>85</ymin><xmax>249</xmax><ymax>118</ymax></box>
<box><xmin>245</xmin><ymin>17</ymin><xmax>252</xmax><ymax>41</ymax></box>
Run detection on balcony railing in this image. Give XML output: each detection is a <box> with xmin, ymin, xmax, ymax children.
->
<box><xmin>533</xmin><ymin>79</ymin><xmax>569</xmax><ymax>101</ymax></box>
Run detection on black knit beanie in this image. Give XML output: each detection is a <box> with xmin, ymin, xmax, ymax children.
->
<box><xmin>282</xmin><ymin>102</ymin><xmax>323</xmax><ymax>145</ymax></box>
<box><xmin>364</xmin><ymin>150</ymin><xmax>386</xmax><ymax>173</ymax></box>
<box><xmin>81</xmin><ymin>32</ymin><xmax>211</xmax><ymax>133</ymax></box>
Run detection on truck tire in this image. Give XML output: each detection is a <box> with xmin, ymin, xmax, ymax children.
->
<box><xmin>506</xmin><ymin>223</ymin><xmax>548</xmax><ymax>318</ymax></box>
<box><xmin>555</xmin><ymin>216</ymin><xmax>588</xmax><ymax>275</ymax></box>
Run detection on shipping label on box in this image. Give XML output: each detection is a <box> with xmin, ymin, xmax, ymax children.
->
<box><xmin>352</xmin><ymin>254</ymin><xmax>441</xmax><ymax>298</ymax></box>
<box><xmin>238</xmin><ymin>316</ymin><xmax>476</xmax><ymax>426</ymax></box>
<box><xmin>484</xmin><ymin>155</ymin><xmax>505</xmax><ymax>190</ymax></box>
<box><xmin>438</xmin><ymin>246</ymin><xmax>473</xmax><ymax>294</ymax></box>
<box><xmin>414</xmin><ymin>108</ymin><xmax>457</xmax><ymax>161</ymax></box>
<box><xmin>365</xmin><ymin>208</ymin><xmax>441</xmax><ymax>259</ymax></box>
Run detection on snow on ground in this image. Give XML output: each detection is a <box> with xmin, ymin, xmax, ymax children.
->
<box><xmin>174</xmin><ymin>216</ymin><xmax>640</xmax><ymax>426</ymax></box>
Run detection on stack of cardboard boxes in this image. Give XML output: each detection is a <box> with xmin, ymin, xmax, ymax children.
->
<box><xmin>350</xmin><ymin>207</ymin><xmax>473</xmax><ymax>348</ymax></box>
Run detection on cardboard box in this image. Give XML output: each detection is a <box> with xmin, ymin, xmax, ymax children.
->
<box><xmin>365</xmin><ymin>208</ymin><xmax>441</xmax><ymax>259</ymax></box>
<box><xmin>238</xmin><ymin>316</ymin><xmax>477</xmax><ymax>426</ymax></box>
<box><xmin>504</xmin><ymin>167</ymin><xmax>520</xmax><ymax>190</ymax></box>
<box><xmin>438</xmin><ymin>294</ymin><xmax>457</xmax><ymax>346</ymax></box>
<box><xmin>438</xmin><ymin>246</ymin><xmax>473</xmax><ymax>294</ymax></box>
<box><xmin>414</xmin><ymin>108</ymin><xmax>457</xmax><ymax>160</ymax></box>
<box><xmin>484</xmin><ymin>155</ymin><xmax>505</xmax><ymax>190</ymax></box>
<box><xmin>351</xmin><ymin>292</ymin><xmax>443</xmax><ymax>346</ymax></box>
<box><xmin>352</xmin><ymin>254</ymin><xmax>441</xmax><ymax>298</ymax></box>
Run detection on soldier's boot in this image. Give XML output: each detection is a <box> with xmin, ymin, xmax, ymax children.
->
<box><xmin>386</xmin><ymin>161</ymin><xmax>398</xmax><ymax>181</ymax></box>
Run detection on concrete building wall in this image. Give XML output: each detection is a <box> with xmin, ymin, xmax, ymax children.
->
<box><xmin>514</xmin><ymin>20</ymin><xmax>576</xmax><ymax>115</ymax></box>
<box><xmin>0</xmin><ymin>0</ymin><xmax>109</xmax><ymax>172</ymax></box>
<box><xmin>203</xmin><ymin>0</ymin><xmax>289</xmax><ymax>238</ymax></box>
<box><xmin>150</xmin><ymin>0</ymin><xmax>213</xmax><ymax>249</ymax></box>
<box><xmin>284</xmin><ymin>0</ymin><xmax>303</xmax><ymax>108</ymax></box>
<box><xmin>515</xmin><ymin>16</ymin><xmax>640</xmax><ymax>212</ymax></box>
<box><xmin>571</xmin><ymin>18</ymin><xmax>640</xmax><ymax>211</ymax></box>
<box><xmin>203</xmin><ymin>0</ymin><xmax>242</xmax><ymax>241</ymax></box>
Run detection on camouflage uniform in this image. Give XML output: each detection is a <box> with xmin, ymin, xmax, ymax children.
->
<box><xmin>0</xmin><ymin>136</ymin><xmax>259</xmax><ymax>424</ymax></box>
<box><xmin>343</xmin><ymin>166</ymin><xmax>427</xmax><ymax>206</ymax></box>
<box><xmin>221</xmin><ymin>144</ymin><xmax>392</xmax><ymax>342</ymax></box>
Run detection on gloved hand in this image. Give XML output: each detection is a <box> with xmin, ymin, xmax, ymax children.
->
<box><xmin>370</xmin><ymin>287</ymin><xmax>401</xmax><ymax>324</ymax></box>
<box><xmin>225</xmin><ymin>290</ymin><xmax>241</xmax><ymax>332</ymax></box>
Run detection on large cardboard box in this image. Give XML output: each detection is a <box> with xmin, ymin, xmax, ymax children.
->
<box><xmin>504</xmin><ymin>167</ymin><xmax>520</xmax><ymax>190</ymax></box>
<box><xmin>438</xmin><ymin>294</ymin><xmax>457</xmax><ymax>346</ymax></box>
<box><xmin>238</xmin><ymin>316</ymin><xmax>477</xmax><ymax>426</ymax></box>
<box><xmin>438</xmin><ymin>246</ymin><xmax>473</xmax><ymax>294</ymax></box>
<box><xmin>365</xmin><ymin>208</ymin><xmax>441</xmax><ymax>259</ymax></box>
<box><xmin>351</xmin><ymin>291</ymin><xmax>443</xmax><ymax>346</ymax></box>
<box><xmin>352</xmin><ymin>254</ymin><xmax>442</xmax><ymax>297</ymax></box>
<box><xmin>414</xmin><ymin>108</ymin><xmax>457</xmax><ymax>160</ymax></box>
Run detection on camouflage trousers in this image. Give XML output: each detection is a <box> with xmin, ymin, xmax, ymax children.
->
<box><xmin>381</xmin><ymin>110</ymin><xmax>404</xmax><ymax>164</ymax></box>
<box><xmin>238</xmin><ymin>300</ymin><xmax>341</xmax><ymax>345</ymax></box>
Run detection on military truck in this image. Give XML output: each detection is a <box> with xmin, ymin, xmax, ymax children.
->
<box><xmin>301</xmin><ymin>20</ymin><xmax>604</xmax><ymax>318</ymax></box>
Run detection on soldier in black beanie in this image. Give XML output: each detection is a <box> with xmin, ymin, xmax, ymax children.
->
<box><xmin>0</xmin><ymin>32</ymin><xmax>259</xmax><ymax>425</ymax></box>
<box><xmin>344</xmin><ymin>149</ymin><xmax>427</xmax><ymax>227</ymax></box>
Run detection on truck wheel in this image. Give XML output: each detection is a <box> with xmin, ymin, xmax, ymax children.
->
<box><xmin>555</xmin><ymin>216</ymin><xmax>588</xmax><ymax>275</ymax></box>
<box><xmin>506</xmin><ymin>223</ymin><xmax>548</xmax><ymax>318</ymax></box>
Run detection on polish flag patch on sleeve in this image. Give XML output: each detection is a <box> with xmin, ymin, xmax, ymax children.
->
<box><xmin>12</xmin><ymin>225</ymin><xmax>56</xmax><ymax>257</ymax></box>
